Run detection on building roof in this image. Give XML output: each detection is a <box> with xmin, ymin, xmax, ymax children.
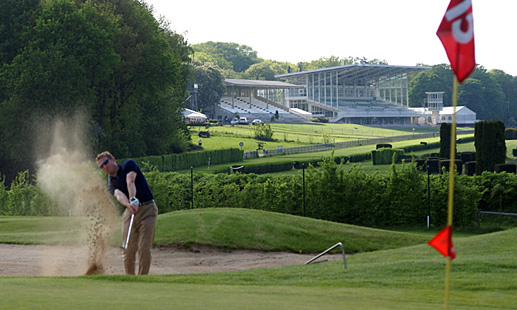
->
<box><xmin>225</xmin><ymin>79</ymin><xmax>300</xmax><ymax>88</ymax></box>
<box><xmin>409</xmin><ymin>106</ymin><xmax>475</xmax><ymax>116</ymax></box>
<box><xmin>183</xmin><ymin>108</ymin><xmax>207</xmax><ymax>119</ymax></box>
<box><xmin>276</xmin><ymin>63</ymin><xmax>431</xmax><ymax>83</ymax></box>
<box><xmin>440</xmin><ymin>106</ymin><xmax>475</xmax><ymax>115</ymax></box>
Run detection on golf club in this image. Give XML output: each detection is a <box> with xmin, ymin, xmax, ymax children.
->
<box><xmin>124</xmin><ymin>210</ymin><xmax>135</xmax><ymax>249</ymax></box>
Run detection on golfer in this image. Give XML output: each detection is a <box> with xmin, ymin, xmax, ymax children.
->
<box><xmin>96</xmin><ymin>151</ymin><xmax>158</xmax><ymax>275</ymax></box>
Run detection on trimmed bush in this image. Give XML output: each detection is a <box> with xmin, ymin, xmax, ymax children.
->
<box><xmin>464</xmin><ymin>161</ymin><xmax>476</xmax><ymax>176</ymax></box>
<box><xmin>459</xmin><ymin>152</ymin><xmax>476</xmax><ymax>163</ymax></box>
<box><xmin>494</xmin><ymin>163</ymin><xmax>517</xmax><ymax>173</ymax></box>
<box><xmin>439</xmin><ymin>159</ymin><xmax>463</xmax><ymax>175</ymax></box>
<box><xmin>475</xmin><ymin>120</ymin><xmax>506</xmax><ymax>174</ymax></box>
<box><xmin>427</xmin><ymin>158</ymin><xmax>441</xmax><ymax>174</ymax></box>
<box><xmin>416</xmin><ymin>158</ymin><xmax>427</xmax><ymax>171</ymax></box>
<box><xmin>237</xmin><ymin>161</ymin><xmax>294</xmax><ymax>174</ymax></box>
<box><xmin>505</xmin><ymin>128</ymin><xmax>517</xmax><ymax>140</ymax></box>
<box><xmin>376</xmin><ymin>143</ymin><xmax>392</xmax><ymax>149</ymax></box>
<box><xmin>131</xmin><ymin>148</ymin><xmax>243</xmax><ymax>172</ymax></box>
<box><xmin>440</xmin><ymin>123</ymin><xmax>456</xmax><ymax>159</ymax></box>
<box><xmin>372</xmin><ymin>148</ymin><xmax>404</xmax><ymax>165</ymax></box>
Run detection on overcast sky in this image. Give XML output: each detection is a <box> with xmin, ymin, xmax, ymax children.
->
<box><xmin>146</xmin><ymin>0</ymin><xmax>517</xmax><ymax>76</ymax></box>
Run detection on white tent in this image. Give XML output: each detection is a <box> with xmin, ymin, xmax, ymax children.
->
<box><xmin>183</xmin><ymin>108</ymin><xmax>207</xmax><ymax>123</ymax></box>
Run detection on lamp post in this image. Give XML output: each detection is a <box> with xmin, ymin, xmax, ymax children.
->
<box><xmin>193</xmin><ymin>83</ymin><xmax>198</xmax><ymax>111</ymax></box>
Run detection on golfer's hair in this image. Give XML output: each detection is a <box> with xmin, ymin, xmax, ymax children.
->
<box><xmin>96</xmin><ymin>151</ymin><xmax>114</xmax><ymax>161</ymax></box>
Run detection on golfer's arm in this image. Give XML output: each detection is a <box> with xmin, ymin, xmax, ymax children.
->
<box><xmin>126</xmin><ymin>171</ymin><xmax>137</xmax><ymax>198</ymax></box>
<box><xmin>114</xmin><ymin>189</ymin><xmax>130</xmax><ymax>208</ymax></box>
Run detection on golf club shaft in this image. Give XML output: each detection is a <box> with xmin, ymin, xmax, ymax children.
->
<box><xmin>124</xmin><ymin>212</ymin><xmax>135</xmax><ymax>249</ymax></box>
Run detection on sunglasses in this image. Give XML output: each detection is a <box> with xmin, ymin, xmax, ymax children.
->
<box><xmin>99</xmin><ymin>159</ymin><xmax>109</xmax><ymax>169</ymax></box>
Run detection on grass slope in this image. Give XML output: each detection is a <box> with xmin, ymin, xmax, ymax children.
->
<box><xmin>154</xmin><ymin>208</ymin><xmax>430</xmax><ymax>253</ymax></box>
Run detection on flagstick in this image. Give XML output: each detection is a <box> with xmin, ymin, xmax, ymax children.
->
<box><xmin>444</xmin><ymin>76</ymin><xmax>459</xmax><ymax>310</ymax></box>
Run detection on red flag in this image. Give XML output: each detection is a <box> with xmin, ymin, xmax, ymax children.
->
<box><xmin>429</xmin><ymin>225</ymin><xmax>456</xmax><ymax>260</ymax></box>
<box><xmin>437</xmin><ymin>0</ymin><xmax>476</xmax><ymax>83</ymax></box>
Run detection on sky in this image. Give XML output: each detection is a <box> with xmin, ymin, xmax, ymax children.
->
<box><xmin>146</xmin><ymin>0</ymin><xmax>517</xmax><ymax>76</ymax></box>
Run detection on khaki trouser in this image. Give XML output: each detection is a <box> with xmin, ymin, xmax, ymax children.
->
<box><xmin>122</xmin><ymin>201</ymin><xmax>158</xmax><ymax>275</ymax></box>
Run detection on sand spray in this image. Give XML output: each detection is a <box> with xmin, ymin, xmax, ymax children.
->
<box><xmin>36</xmin><ymin>116</ymin><xmax>118</xmax><ymax>275</ymax></box>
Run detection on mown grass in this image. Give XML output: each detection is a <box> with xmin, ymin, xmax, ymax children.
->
<box><xmin>0</xmin><ymin>209</ymin><xmax>516</xmax><ymax>309</ymax></box>
<box><xmin>153</xmin><ymin>208</ymin><xmax>431</xmax><ymax>253</ymax></box>
<box><xmin>186</xmin><ymin>133</ymin><xmax>475</xmax><ymax>174</ymax></box>
<box><xmin>191</xmin><ymin>123</ymin><xmax>435</xmax><ymax>152</ymax></box>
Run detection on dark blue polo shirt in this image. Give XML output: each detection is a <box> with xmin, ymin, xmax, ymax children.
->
<box><xmin>107</xmin><ymin>159</ymin><xmax>153</xmax><ymax>203</ymax></box>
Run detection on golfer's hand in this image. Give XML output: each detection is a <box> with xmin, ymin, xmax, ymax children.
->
<box><xmin>127</xmin><ymin>204</ymin><xmax>138</xmax><ymax>214</ymax></box>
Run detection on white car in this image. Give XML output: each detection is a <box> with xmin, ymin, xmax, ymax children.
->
<box><xmin>238</xmin><ymin>117</ymin><xmax>249</xmax><ymax>125</ymax></box>
<box><xmin>252</xmin><ymin>119</ymin><xmax>263</xmax><ymax>125</ymax></box>
<box><xmin>230</xmin><ymin>118</ymin><xmax>239</xmax><ymax>125</ymax></box>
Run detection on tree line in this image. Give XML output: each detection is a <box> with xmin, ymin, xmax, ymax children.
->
<box><xmin>0</xmin><ymin>0</ymin><xmax>193</xmax><ymax>182</ymax></box>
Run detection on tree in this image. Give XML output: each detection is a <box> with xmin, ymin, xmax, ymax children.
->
<box><xmin>191</xmin><ymin>61</ymin><xmax>225</xmax><ymax>114</ymax></box>
<box><xmin>0</xmin><ymin>0</ymin><xmax>193</xmax><ymax>182</ymax></box>
<box><xmin>459</xmin><ymin>67</ymin><xmax>505</xmax><ymax>121</ymax></box>
<box><xmin>193</xmin><ymin>42</ymin><xmax>259</xmax><ymax>73</ymax></box>
<box><xmin>408</xmin><ymin>65</ymin><xmax>453</xmax><ymax>107</ymax></box>
<box><xmin>488</xmin><ymin>69</ymin><xmax>517</xmax><ymax>126</ymax></box>
<box><xmin>244</xmin><ymin>60</ymin><xmax>285</xmax><ymax>80</ymax></box>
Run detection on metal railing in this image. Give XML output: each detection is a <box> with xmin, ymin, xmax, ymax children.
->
<box><xmin>243</xmin><ymin>132</ymin><xmax>441</xmax><ymax>159</ymax></box>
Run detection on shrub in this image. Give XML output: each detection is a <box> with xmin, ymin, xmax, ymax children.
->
<box><xmin>464</xmin><ymin>161</ymin><xmax>476</xmax><ymax>176</ymax></box>
<box><xmin>372</xmin><ymin>148</ymin><xmax>404</xmax><ymax>165</ymax></box>
<box><xmin>376</xmin><ymin>143</ymin><xmax>392</xmax><ymax>149</ymax></box>
<box><xmin>252</xmin><ymin>123</ymin><xmax>274</xmax><ymax>141</ymax></box>
<box><xmin>131</xmin><ymin>148</ymin><xmax>243</xmax><ymax>172</ymax></box>
<box><xmin>494</xmin><ymin>163</ymin><xmax>517</xmax><ymax>173</ymax></box>
<box><xmin>440</xmin><ymin>123</ymin><xmax>455</xmax><ymax>159</ymax></box>
<box><xmin>505</xmin><ymin>128</ymin><xmax>517</xmax><ymax>140</ymax></box>
<box><xmin>475</xmin><ymin>120</ymin><xmax>506</xmax><ymax>174</ymax></box>
<box><xmin>438</xmin><ymin>159</ymin><xmax>463</xmax><ymax>175</ymax></box>
<box><xmin>426</xmin><ymin>158</ymin><xmax>441</xmax><ymax>174</ymax></box>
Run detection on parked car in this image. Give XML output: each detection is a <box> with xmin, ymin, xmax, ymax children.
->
<box><xmin>238</xmin><ymin>117</ymin><xmax>249</xmax><ymax>125</ymax></box>
<box><xmin>251</xmin><ymin>119</ymin><xmax>263</xmax><ymax>125</ymax></box>
<box><xmin>230</xmin><ymin>118</ymin><xmax>239</xmax><ymax>125</ymax></box>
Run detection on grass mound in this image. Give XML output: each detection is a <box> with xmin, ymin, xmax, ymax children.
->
<box><xmin>154</xmin><ymin>208</ymin><xmax>430</xmax><ymax>253</ymax></box>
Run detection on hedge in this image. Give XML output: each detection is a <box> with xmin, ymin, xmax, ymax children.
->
<box><xmin>475</xmin><ymin>121</ymin><xmax>506</xmax><ymax>174</ymax></box>
<box><xmin>8</xmin><ymin>161</ymin><xmax>517</xmax><ymax>228</ymax></box>
<box><xmin>129</xmin><ymin>148</ymin><xmax>243</xmax><ymax>172</ymax></box>
<box><xmin>372</xmin><ymin>148</ymin><xmax>404</xmax><ymax>165</ymax></box>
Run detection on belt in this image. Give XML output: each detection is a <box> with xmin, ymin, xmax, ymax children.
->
<box><xmin>140</xmin><ymin>199</ymin><xmax>154</xmax><ymax>206</ymax></box>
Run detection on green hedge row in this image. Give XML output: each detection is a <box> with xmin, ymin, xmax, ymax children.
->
<box><xmin>129</xmin><ymin>148</ymin><xmax>243</xmax><ymax>172</ymax></box>
<box><xmin>143</xmin><ymin>157</ymin><xmax>487</xmax><ymax>228</ymax></box>
<box><xmin>372</xmin><ymin>148</ymin><xmax>405</xmax><ymax>165</ymax></box>
<box><xmin>4</xmin><ymin>158</ymin><xmax>517</xmax><ymax>228</ymax></box>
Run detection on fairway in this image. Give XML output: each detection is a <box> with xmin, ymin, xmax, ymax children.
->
<box><xmin>190</xmin><ymin>123</ymin><xmax>442</xmax><ymax>152</ymax></box>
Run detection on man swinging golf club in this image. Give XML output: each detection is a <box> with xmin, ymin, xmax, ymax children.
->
<box><xmin>96</xmin><ymin>151</ymin><xmax>158</xmax><ymax>275</ymax></box>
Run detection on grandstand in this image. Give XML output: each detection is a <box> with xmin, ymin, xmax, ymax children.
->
<box><xmin>214</xmin><ymin>64</ymin><xmax>475</xmax><ymax>125</ymax></box>
<box><xmin>276</xmin><ymin>64</ymin><xmax>431</xmax><ymax>125</ymax></box>
<box><xmin>216</xmin><ymin>79</ymin><xmax>308</xmax><ymax>123</ymax></box>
